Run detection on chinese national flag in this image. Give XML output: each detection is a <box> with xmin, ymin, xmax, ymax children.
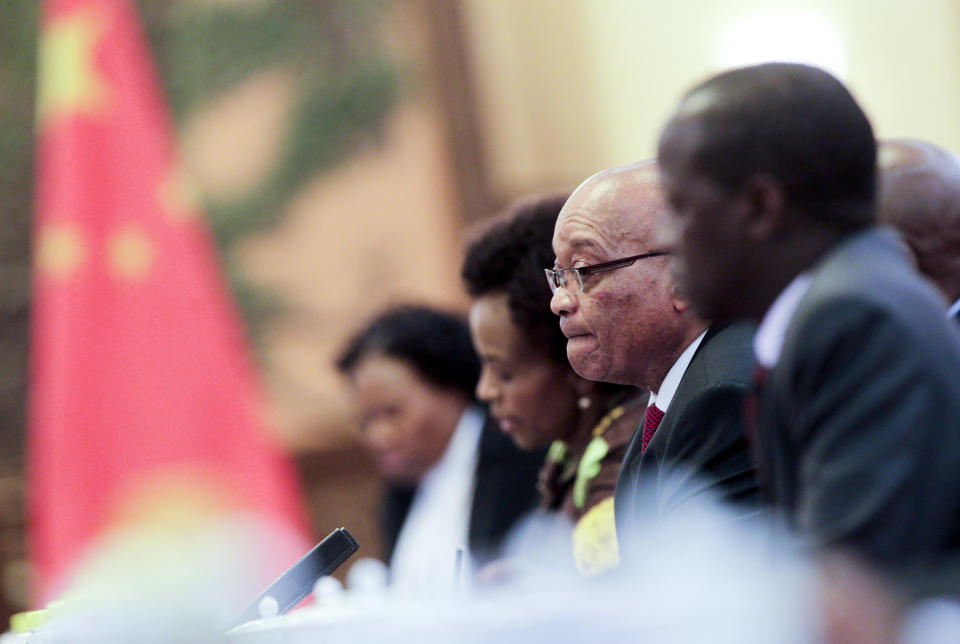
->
<box><xmin>29</xmin><ymin>0</ymin><xmax>311</xmax><ymax>604</ymax></box>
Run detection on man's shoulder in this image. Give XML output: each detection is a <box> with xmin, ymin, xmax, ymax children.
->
<box><xmin>788</xmin><ymin>228</ymin><xmax>947</xmax><ymax>342</ymax></box>
<box><xmin>797</xmin><ymin>243</ymin><xmax>946</xmax><ymax>343</ymax></box>
<box><xmin>804</xmin><ymin>227</ymin><xmax>935</xmax><ymax>308</ymax></box>
<box><xmin>656</xmin><ymin>322</ymin><xmax>756</xmax><ymax>431</ymax></box>
<box><xmin>683</xmin><ymin>322</ymin><xmax>757</xmax><ymax>391</ymax></box>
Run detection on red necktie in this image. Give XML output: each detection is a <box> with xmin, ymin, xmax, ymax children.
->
<box><xmin>641</xmin><ymin>405</ymin><xmax>665</xmax><ymax>452</ymax></box>
<box><xmin>742</xmin><ymin>365</ymin><xmax>770</xmax><ymax>447</ymax></box>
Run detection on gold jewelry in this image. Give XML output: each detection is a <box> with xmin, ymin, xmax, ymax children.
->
<box><xmin>591</xmin><ymin>403</ymin><xmax>626</xmax><ymax>438</ymax></box>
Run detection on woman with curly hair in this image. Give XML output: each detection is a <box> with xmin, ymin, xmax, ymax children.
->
<box><xmin>462</xmin><ymin>193</ymin><xmax>647</xmax><ymax>575</ymax></box>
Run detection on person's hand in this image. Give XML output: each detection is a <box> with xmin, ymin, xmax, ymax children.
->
<box><xmin>817</xmin><ymin>551</ymin><xmax>901</xmax><ymax>644</ymax></box>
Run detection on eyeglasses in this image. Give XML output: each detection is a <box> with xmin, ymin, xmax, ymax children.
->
<box><xmin>544</xmin><ymin>250</ymin><xmax>671</xmax><ymax>293</ymax></box>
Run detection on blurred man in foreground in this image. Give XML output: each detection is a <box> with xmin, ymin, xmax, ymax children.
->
<box><xmin>548</xmin><ymin>162</ymin><xmax>757</xmax><ymax>556</ymax></box>
<box><xmin>877</xmin><ymin>138</ymin><xmax>960</xmax><ymax>321</ymax></box>
<box><xmin>658</xmin><ymin>62</ymin><xmax>960</xmax><ymax>575</ymax></box>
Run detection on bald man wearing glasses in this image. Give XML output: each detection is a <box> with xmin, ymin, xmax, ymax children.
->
<box><xmin>549</xmin><ymin>161</ymin><xmax>758</xmax><ymax>559</ymax></box>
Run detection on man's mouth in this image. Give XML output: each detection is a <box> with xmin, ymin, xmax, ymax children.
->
<box><xmin>560</xmin><ymin>323</ymin><xmax>589</xmax><ymax>339</ymax></box>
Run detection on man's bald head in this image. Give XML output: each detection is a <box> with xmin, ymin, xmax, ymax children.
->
<box><xmin>878</xmin><ymin>138</ymin><xmax>960</xmax><ymax>302</ymax></box>
<box><xmin>550</xmin><ymin>160</ymin><xmax>705</xmax><ymax>389</ymax></box>
<box><xmin>562</xmin><ymin>161</ymin><xmax>669</xmax><ymax>249</ymax></box>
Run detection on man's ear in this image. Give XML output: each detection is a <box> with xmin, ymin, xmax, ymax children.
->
<box><xmin>743</xmin><ymin>173</ymin><xmax>786</xmax><ymax>241</ymax></box>
<box><xmin>671</xmin><ymin>284</ymin><xmax>691</xmax><ymax>313</ymax></box>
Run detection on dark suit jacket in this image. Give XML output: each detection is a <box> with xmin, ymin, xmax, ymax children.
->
<box><xmin>614</xmin><ymin>322</ymin><xmax>759</xmax><ymax>553</ymax></box>
<box><xmin>757</xmin><ymin>227</ymin><xmax>960</xmax><ymax>573</ymax></box>
<box><xmin>382</xmin><ymin>407</ymin><xmax>544</xmax><ymax>565</ymax></box>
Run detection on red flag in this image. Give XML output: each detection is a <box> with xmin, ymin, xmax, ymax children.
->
<box><xmin>29</xmin><ymin>0</ymin><xmax>311</xmax><ymax>605</ymax></box>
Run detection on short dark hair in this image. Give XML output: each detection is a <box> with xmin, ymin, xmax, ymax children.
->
<box><xmin>462</xmin><ymin>193</ymin><xmax>570</xmax><ymax>366</ymax></box>
<box><xmin>336</xmin><ymin>305</ymin><xmax>479</xmax><ymax>400</ymax></box>
<box><xmin>677</xmin><ymin>62</ymin><xmax>876</xmax><ymax>229</ymax></box>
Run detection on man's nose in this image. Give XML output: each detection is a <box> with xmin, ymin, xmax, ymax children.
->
<box><xmin>550</xmin><ymin>285</ymin><xmax>576</xmax><ymax>316</ymax></box>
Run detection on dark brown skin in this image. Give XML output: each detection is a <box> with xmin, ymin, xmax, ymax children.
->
<box><xmin>348</xmin><ymin>353</ymin><xmax>469</xmax><ymax>485</ymax></box>
<box><xmin>817</xmin><ymin>551</ymin><xmax>902</xmax><ymax>644</ymax></box>
<box><xmin>878</xmin><ymin>138</ymin><xmax>960</xmax><ymax>305</ymax></box>
<box><xmin>658</xmin><ymin>106</ymin><xmax>847</xmax><ymax>324</ymax></box>
<box><xmin>656</xmin><ymin>63</ymin><xmax>878</xmax><ymax>325</ymax></box>
<box><xmin>550</xmin><ymin>162</ymin><xmax>708</xmax><ymax>392</ymax></box>
<box><xmin>470</xmin><ymin>291</ymin><xmax>598</xmax><ymax>452</ymax></box>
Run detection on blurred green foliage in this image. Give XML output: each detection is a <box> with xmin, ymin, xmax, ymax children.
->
<box><xmin>0</xmin><ymin>0</ymin><xmax>40</xmax><ymax>466</ymax></box>
<box><xmin>141</xmin><ymin>0</ymin><xmax>400</xmax><ymax>245</ymax></box>
<box><xmin>140</xmin><ymin>0</ymin><xmax>400</xmax><ymax>334</ymax></box>
<box><xmin>0</xmin><ymin>0</ymin><xmax>400</xmax><ymax>463</ymax></box>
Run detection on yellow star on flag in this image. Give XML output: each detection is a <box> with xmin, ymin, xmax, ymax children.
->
<box><xmin>37</xmin><ymin>7</ymin><xmax>111</xmax><ymax>129</ymax></box>
<box><xmin>109</xmin><ymin>225</ymin><xmax>156</xmax><ymax>282</ymax></box>
<box><xmin>36</xmin><ymin>224</ymin><xmax>86</xmax><ymax>279</ymax></box>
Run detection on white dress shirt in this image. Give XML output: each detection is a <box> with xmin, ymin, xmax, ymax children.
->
<box><xmin>389</xmin><ymin>405</ymin><xmax>483</xmax><ymax>596</ymax></box>
<box><xmin>947</xmin><ymin>297</ymin><xmax>960</xmax><ymax>320</ymax></box>
<box><xmin>754</xmin><ymin>273</ymin><xmax>814</xmax><ymax>369</ymax></box>
<box><xmin>648</xmin><ymin>329</ymin><xmax>708</xmax><ymax>413</ymax></box>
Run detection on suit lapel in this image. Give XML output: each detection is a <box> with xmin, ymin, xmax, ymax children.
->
<box><xmin>643</xmin><ymin>324</ymin><xmax>725</xmax><ymax>456</ymax></box>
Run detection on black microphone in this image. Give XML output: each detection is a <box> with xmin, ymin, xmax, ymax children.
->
<box><xmin>226</xmin><ymin>527</ymin><xmax>359</xmax><ymax>630</ymax></box>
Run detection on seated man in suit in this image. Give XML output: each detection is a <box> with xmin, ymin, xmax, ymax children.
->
<box><xmin>463</xmin><ymin>192</ymin><xmax>648</xmax><ymax>575</ymax></box>
<box><xmin>337</xmin><ymin>306</ymin><xmax>542</xmax><ymax>593</ymax></box>
<box><xmin>657</xmin><ymin>62</ymin><xmax>960</xmax><ymax>575</ymax></box>
<box><xmin>548</xmin><ymin>161</ymin><xmax>758</xmax><ymax>558</ymax></box>
<box><xmin>877</xmin><ymin>138</ymin><xmax>960</xmax><ymax>322</ymax></box>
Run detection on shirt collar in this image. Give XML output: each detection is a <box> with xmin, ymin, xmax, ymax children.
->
<box><xmin>754</xmin><ymin>272</ymin><xmax>814</xmax><ymax>369</ymax></box>
<box><xmin>948</xmin><ymin>297</ymin><xmax>960</xmax><ymax>319</ymax></box>
<box><xmin>432</xmin><ymin>405</ymin><xmax>484</xmax><ymax>475</ymax></box>
<box><xmin>648</xmin><ymin>329</ymin><xmax>708</xmax><ymax>412</ymax></box>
